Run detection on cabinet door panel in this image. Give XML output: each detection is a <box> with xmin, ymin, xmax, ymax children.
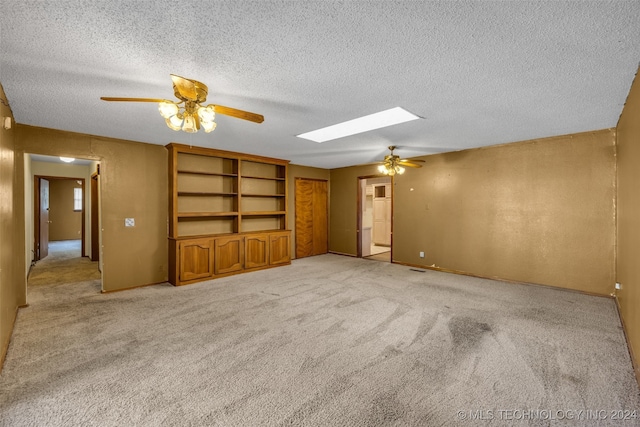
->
<box><xmin>245</xmin><ymin>234</ymin><xmax>269</xmax><ymax>269</ymax></box>
<box><xmin>179</xmin><ymin>238</ymin><xmax>214</xmax><ymax>282</ymax></box>
<box><xmin>270</xmin><ymin>232</ymin><xmax>291</xmax><ymax>265</ymax></box>
<box><xmin>215</xmin><ymin>236</ymin><xmax>244</xmax><ymax>274</ymax></box>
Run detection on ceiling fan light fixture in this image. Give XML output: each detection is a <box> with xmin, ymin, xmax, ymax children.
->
<box><xmin>198</xmin><ymin>105</ymin><xmax>215</xmax><ymax>122</ymax></box>
<box><xmin>182</xmin><ymin>113</ymin><xmax>197</xmax><ymax>133</ymax></box>
<box><xmin>202</xmin><ymin>120</ymin><xmax>217</xmax><ymax>133</ymax></box>
<box><xmin>102</xmin><ymin>75</ymin><xmax>264</xmax><ymax>134</ymax></box>
<box><xmin>379</xmin><ymin>163</ymin><xmax>404</xmax><ymax>176</ymax></box>
<box><xmin>158</xmin><ymin>101</ymin><xmax>179</xmax><ymax>118</ymax></box>
<box><xmin>166</xmin><ymin>114</ymin><xmax>184</xmax><ymax>131</ymax></box>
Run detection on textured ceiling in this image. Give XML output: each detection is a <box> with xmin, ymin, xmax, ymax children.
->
<box><xmin>1</xmin><ymin>1</ymin><xmax>639</xmax><ymax>168</ymax></box>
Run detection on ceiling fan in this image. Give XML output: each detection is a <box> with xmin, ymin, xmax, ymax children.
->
<box><xmin>100</xmin><ymin>74</ymin><xmax>264</xmax><ymax>133</ymax></box>
<box><xmin>377</xmin><ymin>146</ymin><xmax>424</xmax><ymax>176</ymax></box>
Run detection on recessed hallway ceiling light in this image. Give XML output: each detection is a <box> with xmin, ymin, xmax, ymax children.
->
<box><xmin>296</xmin><ymin>107</ymin><xmax>421</xmax><ymax>143</ymax></box>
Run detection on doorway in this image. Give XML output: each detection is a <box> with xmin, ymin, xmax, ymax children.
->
<box><xmin>34</xmin><ymin>176</ymin><xmax>85</xmax><ymax>261</ymax></box>
<box><xmin>357</xmin><ymin>176</ymin><xmax>392</xmax><ymax>262</ymax></box>
<box><xmin>28</xmin><ymin>154</ymin><xmax>102</xmax><ymax>293</ymax></box>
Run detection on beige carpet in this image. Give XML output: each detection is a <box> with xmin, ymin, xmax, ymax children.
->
<box><xmin>364</xmin><ymin>251</ymin><xmax>391</xmax><ymax>262</ymax></box>
<box><xmin>28</xmin><ymin>239</ymin><xmax>101</xmax><ymax>287</ymax></box>
<box><xmin>1</xmin><ymin>253</ymin><xmax>639</xmax><ymax>426</ymax></box>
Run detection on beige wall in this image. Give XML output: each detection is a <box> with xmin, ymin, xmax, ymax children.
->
<box><xmin>48</xmin><ymin>179</ymin><xmax>83</xmax><ymax>241</ymax></box>
<box><xmin>616</xmin><ymin>67</ymin><xmax>640</xmax><ymax>381</ymax></box>
<box><xmin>16</xmin><ymin>125</ymin><xmax>167</xmax><ymax>292</ymax></box>
<box><xmin>0</xmin><ymin>83</ymin><xmax>22</xmax><ymax>370</ymax></box>
<box><xmin>287</xmin><ymin>164</ymin><xmax>331</xmax><ymax>258</ymax></box>
<box><xmin>330</xmin><ymin>130</ymin><xmax>616</xmax><ymax>295</ymax></box>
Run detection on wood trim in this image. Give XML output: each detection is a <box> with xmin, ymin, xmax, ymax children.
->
<box><xmin>100</xmin><ymin>280</ymin><xmax>167</xmax><ymax>293</ymax></box>
<box><xmin>166</xmin><ymin>143</ymin><xmax>290</xmax><ymax>165</ymax></box>
<box><xmin>328</xmin><ymin>250</ymin><xmax>358</xmax><ymax>257</ymax></box>
<box><xmin>33</xmin><ymin>176</ymin><xmax>41</xmax><ymax>261</ymax></box>
<box><xmin>393</xmin><ymin>259</ymin><xmax>615</xmax><ymax>298</ymax></box>
<box><xmin>613</xmin><ymin>295</ymin><xmax>640</xmax><ymax>388</ymax></box>
<box><xmin>90</xmin><ymin>172</ymin><xmax>99</xmax><ymax>261</ymax></box>
<box><xmin>167</xmin><ymin>145</ymin><xmax>178</xmax><ymax>237</ymax></box>
<box><xmin>81</xmin><ymin>178</ymin><xmax>86</xmax><ymax>257</ymax></box>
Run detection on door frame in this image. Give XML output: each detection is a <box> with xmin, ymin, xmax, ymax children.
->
<box><xmin>90</xmin><ymin>172</ymin><xmax>100</xmax><ymax>262</ymax></box>
<box><xmin>34</xmin><ymin>175</ymin><xmax>86</xmax><ymax>260</ymax></box>
<box><xmin>33</xmin><ymin>177</ymin><xmax>49</xmax><ymax>261</ymax></box>
<box><xmin>356</xmin><ymin>175</ymin><xmax>393</xmax><ymax>259</ymax></box>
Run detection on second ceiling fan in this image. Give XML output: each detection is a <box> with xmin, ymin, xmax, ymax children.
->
<box><xmin>377</xmin><ymin>146</ymin><xmax>424</xmax><ymax>175</ymax></box>
<box><xmin>100</xmin><ymin>74</ymin><xmax>264</xmax><ymax>133</ymax></box>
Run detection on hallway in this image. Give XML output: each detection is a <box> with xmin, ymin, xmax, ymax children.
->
<box><xmin>28</xmin><ymin>240</ymin><xmax>101</xmax><ymax>297</ymax></box>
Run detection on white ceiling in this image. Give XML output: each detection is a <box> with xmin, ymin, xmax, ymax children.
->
<box><xmin>1</xmin><ymin>1</ymin><xmax>639</xmax><ymax>169</ymax></box>
<box><xmin>29</xmin><ymin>154</ymin><xmax>93</xmax><ymax>166</ymax></box>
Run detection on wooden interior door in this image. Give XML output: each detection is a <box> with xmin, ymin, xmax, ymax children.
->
<box><xmin>38</xmin><ymin>178</ymin><xmax>50</xmax><ymax>260</ymax></box>
<box><xmin>295</xmin><ymin>178</ymin><xmax>328</xmax><ymax>259</ymax></box>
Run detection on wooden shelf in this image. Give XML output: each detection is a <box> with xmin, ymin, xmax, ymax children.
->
<box><xmin>241</xmin><ymin>211</ymin><xmax>286</xmax><ymax>216</ymax></box>
<box><xmin>167</xmin><ymin>143</ymin><xmax>291</xmax><ymax>286</ymax></box>
<box><xmin>177</xmin><ymin>170</ymin><xmax>238</xmax><ymax>177</ymax></box>
<box><xmin>242</xmin><ymin>175</ymin><xmax>286</xmax><ymax>181</ymax></box>
<box><xmin>178</xmin><ymin>192</ymin><xmax>238</xmax><ymax>197</ymax></box>
<box><xmin>178</xmin><ymin>212</ymin><xmax>239</xmax><ymax>218</ymax></box>
<box><xmin>242</xmin><ymin>193</ymin><xmax>285</xmax><ymax>198</ymax></box>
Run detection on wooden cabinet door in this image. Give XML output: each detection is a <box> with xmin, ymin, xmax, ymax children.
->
<box><xmin>270</xmin><ymin>232</ymin><xmax>291</xmax><ymax>265</ymax></box>
<box><xmin>245</xmin><ymin>234</ymin><xmax>269</xmax><ymax>269</ymax></box>
<box><xmin>179</xmin><ymin>238</ymin><xmax>215</xmax><ymax>282</ymax></box>
<box><xmin>215</xmin><ymin>236</ymin><xmax>244</xmax><ymax>274</ymax></box>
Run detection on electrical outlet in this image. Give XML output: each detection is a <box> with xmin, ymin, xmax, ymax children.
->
<box><xmin>419</xmin><ymin>251</ymin><xmax>425</xmax><ymax>258</ymax></box>
<box><xmin>615</xmin><ymin>282</ymin><xmax>622</xmax><ymax>290</ymax></box>
<box><xmin>125</xmin><ymin>218</ymin><xmax>135</xmax><ymax>227</ymax></box>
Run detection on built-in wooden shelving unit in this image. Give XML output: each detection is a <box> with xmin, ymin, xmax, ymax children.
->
<box><xmin>167</xmin><ymin>143</ymin><xmax>291</xmax><ymax>285</ymax></box>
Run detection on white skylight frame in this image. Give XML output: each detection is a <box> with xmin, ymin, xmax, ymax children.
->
<box><xmin>296</xmin><ymin>107</ymin><xmax>421</xmax><ymax>143</ymax></box>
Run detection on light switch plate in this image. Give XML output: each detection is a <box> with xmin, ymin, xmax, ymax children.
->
<box><xmin>125</xmin><ymin>218</ymin><xmax>135</xmax><ymax>227</ymax></box>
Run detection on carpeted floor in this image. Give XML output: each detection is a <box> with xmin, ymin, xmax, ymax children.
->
<box><xmin>1</xmin><ymin>253</ymin><xmax>639</xmax><ymax>426</ymax></box>
<box><xmin>364</xmin><ymin>251</ymin><xmax>391</xmax><ymax>263</ymax></box>
<box><xmin>28</xmin><ymin>239</ymin><xmax>101</xmax><ymax>287</ymax></box>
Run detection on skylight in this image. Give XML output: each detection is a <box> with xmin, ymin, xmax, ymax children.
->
<box><xmin>296</xmin><ymin>107</ymin><xmax>421</xmax><ymax>143</ymax></box>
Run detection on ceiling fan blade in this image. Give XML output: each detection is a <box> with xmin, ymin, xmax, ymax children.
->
<box><xmin>100</xmin><ymin>97</ymin><xmax>168</xmax><ymax>103</ymax></box>
<box><xmin>400</xmin><ymin>158</ymin><xmax>425</xmax><ymax>163</ymax></box>
<box><xmin>213</xmin><ymin>105</ymin><xmax>264</xmax><ymax>123</ymax></box>
<box><xmin>399</xmin><ymin>161</ymin><xmax>424</xmax><ymax>167</ymax></box>
<box><xmin>171</xmin><ymin>74</ymin><xmax>199</xmax><ymax>101</ymax></box>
